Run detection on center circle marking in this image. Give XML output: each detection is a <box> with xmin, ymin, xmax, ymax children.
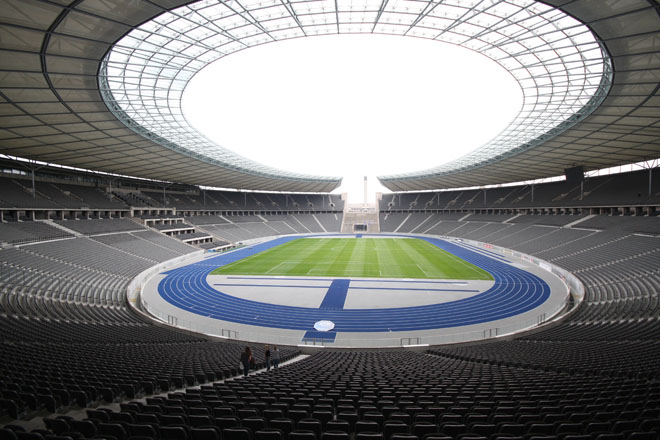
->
<box><xmin>314</xmin><ymin>320</ymin><xmax>335</xmax><ymax>332</ymax></box>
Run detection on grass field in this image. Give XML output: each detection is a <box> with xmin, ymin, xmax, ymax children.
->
<box><xmin>211</xmin><ymin>238</ymin><xmax>492</xmax><ymax>280</ymax></box>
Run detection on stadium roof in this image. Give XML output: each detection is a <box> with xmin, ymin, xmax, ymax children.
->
<box><xmin>0</xmin><ymin>0</ymin><xmax>659</xmax><ymax>193</ymax></box>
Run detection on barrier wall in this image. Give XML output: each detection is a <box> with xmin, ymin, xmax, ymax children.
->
<box><xmin>127</xmin><ymin>250</ymin><xmax>204</xmax><ymax>306</ymax></box>
<box><xmin>452</xmin><ymin>236</ymin><xmax>585</xmax><ymax>301</ymax></box>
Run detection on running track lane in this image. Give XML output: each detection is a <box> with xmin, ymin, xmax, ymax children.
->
<box><xmin>157</xmin><ymin>235</ymin><xmax>550</xmax><ymax>332</ymax></box>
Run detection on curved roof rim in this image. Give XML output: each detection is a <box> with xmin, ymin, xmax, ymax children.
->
<box><xmin>98</xmin><ymin>70</ymin><xmax>340</xmax><ymax>185</ymax></box>
<box><xmin>99</xmin><ymin>0</ymin><xmax>612</xmax><ymax>191</ymax></box>
<box><xmin>379</xmin><ymin>46</ymin><xmax>614</xmax><ymax>187</ymax></box>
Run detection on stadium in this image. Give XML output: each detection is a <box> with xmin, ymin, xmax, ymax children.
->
<box><xmin>1</xmin><ymin>0</ymin><xmax>660</xmax><ymax>438</ymax></box>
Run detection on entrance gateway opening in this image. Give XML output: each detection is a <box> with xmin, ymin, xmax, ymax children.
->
<box><xmin>341</xmin><ymin>204</ymin><xmax>380</xmax><ymax>233</ymax></box>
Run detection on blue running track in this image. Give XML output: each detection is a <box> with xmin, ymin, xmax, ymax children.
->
<box><xmin>157</xmin><ymin>234</ymin><xmax>550</xmax><ymax>333</ymax></box>
<box><xmin>319</xmin><ymin>279</ymin><xmax>350</xmax><ymax>310</ymax></box>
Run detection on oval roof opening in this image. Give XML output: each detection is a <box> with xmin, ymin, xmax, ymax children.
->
<box><xmin>183</xmin><ymin>34</ymin><xmax>522</xmax><ymax>197</ymax></box>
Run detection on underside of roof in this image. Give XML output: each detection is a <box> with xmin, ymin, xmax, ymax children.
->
<box><xmin>380</xmin><ymin>0</ymin><xmax>660</xmax><ymax>191</ymax></box>
<box><xmin>0</xmin><ymin>0</ymin><xmax>340</xmax><ymax>192</ymax></box>
<box><xmin>0</xmin><ymin>0</ymin><xmax>659</xmax><ymax>192</ymax></box>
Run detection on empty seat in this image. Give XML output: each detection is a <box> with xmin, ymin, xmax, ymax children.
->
<box><xmin>320</xmin><ymin>433</ymin><xmax>350</xmax><ymax>440</ymax></box>
<box><xmin>355</xmin><ymin>421</ymin><xmax>380</xmax><ymax>435</ymax></box>
<box><xmin>160</xmin><ymin>427</ymin><xmax>189</xmax><ymax>440</ymax></box>
<box><xmin>383</xmin><ymin>423</ymin><xmax>409</xmax><ymax>440</ymax></box>
<box><xmin>128</xmin><ymin>425</ymin><xmax>157</xmax><ymax>440</ymax></box>
<box><xmin>243</xmin><ymin>418</ymin><xmax>267</xmax><ymax>433</ymax></box>
<box><xmin>223</xmin><ymin>428</ymin><xmax>252</xmax><ymax>440</ymax></box>
<box><xmin>297</xmin><ymin>420</ymin><xmax>322</xmax><ymax>438</ymax></box>
<box><xmin>388</xmin><ymin>435</ymin><xmax>419</xmax><ymax>440</ymax></box>
<box><xmin>325</xmin><ymin>421</ymin><xmax>350</xmax><ymax>434</ymax></box>
<box><xmin>288</xmin><ymin>432</ymin><xmax>317</xmax><ymax>440</ymax></box>
<box><xmin>356</xmin><ymin>434</ymin><xmax>384</xmax><ymax>440</ymax></box>
<box><xmin>254</xmin><ymin>429</ymin><xmax>284</xmax><ymax>440</ymax></box>
<box><xmin>43</xmin><ymin>418</ymin><xmax>69</xmax><ymax>436</ymax></box>
<box><xmin>191</xmin><ymin>428</ymin><xmax>221</xmax><ymax>440</ymax></box>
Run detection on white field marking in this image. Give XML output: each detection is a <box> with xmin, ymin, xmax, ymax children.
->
<box><xmin>215</xmin><ymin>242</ymin><xmax>289</xmax><ymax>271</ymax></box>
<box><xmin>416</xmin><ymin>264</ymin><xmax>430</xmax><ymax>277</ymax></box>
<box><xmin>307</xmin><ymin>268</ymin><xmax>332</xmax><ymax>275</ymax></box>
<box><xmin>422</xmin><ymin>240</ymin><xmax>490</xmax><ymax>279</ymax></box>
<box><xmin>449</xmin><ymin>252</ymin><xmax>491</xmax><ymax>278</ymax></box>
<box><xmin>266</xmin><ymin>262</ymin><xmax>288</xmax><ymax>274</ymax></box>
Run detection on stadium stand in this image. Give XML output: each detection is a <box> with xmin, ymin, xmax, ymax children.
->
<box><xmin>132</xmin><ymin>231</ymin><xmax>199</xmax><ymax>254</ymax></box>
<box><xmin>51</xmin><ymin>184</ymin><xmax>127</xmax><ymax>210</ymax></box>
<box><xmin>187</xmin><ymin>215</ymin><xmax>230</xmax><ymax>225</ymax></box>
<box><xmin>150</xmin><ymin>223</ymin><xmax>194</xmax><ymax>232</ymax></box>
<box><xmin>91</xmin><ymin>234</ymin><xmax>183</xmax><ymax>262</ymax></box>
<box><xmin>204</xmin><ymin>224</ymin><xmax>259</xmax><ymax>242</ymax></box>
<box><xmin>288</xmin><ymin>214</ymin><xmax>324</xmax><ymax>233</ymax></box>
<box><xmin>0</xmin><ymin>178</ymin><xmax>59</xmax><ymax>210</ymax></box>
<box><xmin>6</xmin><ymin>350</ymin><xmax>658</xmax><ymax>438</ymax></box>
<box><xmin>258</xmin><ymin>216</ymin><xmax>298</xmax><ymax>234</ymax></box>
<box><xmin>378</xmin><ymin>169</ymin><xmax>659</xmax><ymax>212</ymax></box>
<box><xmin>53</xmin><ymin>219</ymin><xmax>141</xmax><ymax>235</ymax></box>
<box><xmin>177</xmin><ymin>231</ymin><xmax>213</xmax><ymax>240</ymax></box>
<box><xmin>0</xmin><ymin>222</ymin><xmax>72</xmax><ymax>244</ymax></box>
<box><xmin>226</xmin><ymin>215</ymin><xmax>265</xmax><ymax>223</ymax></box>
<box><xmin>1</xmin><ymin>164</ymin><xmax>660</xmax><ymax>440</ymax></box>
<box><xmin>0</xmin><ymin>219</ymin><xmax>297</xmax><ymax>422</ymax></box>
<box><xmin>3</xmin><ymin>0</ymin><xmax>660</xmax><ymax>435</ymax></box>
<box><xmin>229</xmin><ymin>222</ymin><xmax>282</xmax><ymax>238</ymax></box>
<box><xmin>315</xmin><ymin>213</ymin><xmax>343</xmax><ymax>232</ymax></box>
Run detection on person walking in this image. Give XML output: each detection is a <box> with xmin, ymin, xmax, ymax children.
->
<box><xmin>240</xmin><ymin>346</ymin><xmax>253</xmax><ymax>377</ymax></box>
<box><xmin>272</xmin><ymin>346</ymin><xmax>280</xmax><ymax>369</ymax></box>
<box><xmin>265</xmin><ymin>345</ymin><xmax>271</xmax><ymax>371</ymax></box>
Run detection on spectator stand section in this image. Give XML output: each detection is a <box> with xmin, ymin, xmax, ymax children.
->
<box><xmin>1</xmin><ymin>215</ymin><xmax>301</xmax><ymax>423</ymax></box>
<box><xmin>378</xmin><ymin>168</ymin><xmax>660</xmax><ymax>215</ymax></box>
<box><xmin>2</xmin><ymin>158</ymin><xmax>660</xmax><ymax>435</ymax></box>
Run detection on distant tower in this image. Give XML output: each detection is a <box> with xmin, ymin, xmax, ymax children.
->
<box><xmin>363</xmin><ymin>176</ymin><xmax>368</xmax><ymax>204</ymax></box>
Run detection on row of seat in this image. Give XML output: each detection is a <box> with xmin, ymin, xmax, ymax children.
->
<box><xmin>13</xmin><ymin>351</ymin><xmax>657</xmax><ymax>440</ymax></box>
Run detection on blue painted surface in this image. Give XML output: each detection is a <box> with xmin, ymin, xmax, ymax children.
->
<box><xmin>228</xmin><ymin>276</ymin><xmax>337</xmax><ymax>282</ymax></box>
<box><xmin>349</xmin><ymin>286</ymin><xmax>479</xmax><ymax>292</ymax></box>
<box><xmin>157</xmin><ymin>234</ymin><xmax>551</xmax><ymax>332</ymax></box>
<box><xmin>213</xmin><ymin>283</ymin><xmax>327</xmax><ymax>289</ymax></box>
<box><xmin>319</xmin><ymin>279</ymin><xmax>351</xmax><ymax>310</ymax></box>
<box><xmin>303</xmin><ymin>330</ymin><xmax>337</xmax><ymax>341</ymax></box>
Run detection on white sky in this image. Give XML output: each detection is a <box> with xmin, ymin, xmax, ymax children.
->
<box><xmin>183</xmin><ymin>34</ymin><xmax>522</xmax><ymax>203</ymax></box>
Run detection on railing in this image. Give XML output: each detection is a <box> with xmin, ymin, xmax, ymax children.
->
<box><xmin>401</xmin><ymin>337</ymin><xmax>422</xmax><ymax>346</ymax></box>
<box><xmin>220</xmin><ymin>328</ymin><xmax>239</xmax><ymax>339</ymax></box>
<box><xmin>3</xmin><ymin>232</ymin><xmax>74</xmax><ymax>245</ymax></box>
<box><xmin>142</xmin><ymin>300</ymin><xmax>240</xmax><ymax>340</ymax></box>
<box><xmin>301</xmin><ymin>338</ymin><xmax>326</xmax><ymax>346</ymax></box>
<box><xmin>483</xmin><ymin>328</ymin><xmax>498</xmax><ymax>339</ymax></box>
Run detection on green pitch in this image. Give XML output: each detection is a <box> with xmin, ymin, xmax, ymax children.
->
<box><xmin>211</xmin><ymin>238</ymin><xmax>492</xmax><ymax>280</ymax></box>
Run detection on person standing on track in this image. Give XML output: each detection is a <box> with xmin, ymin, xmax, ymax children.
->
<box><xmin>265</xmin><ymin>345</ymin><xmax>271</xmax><ymax>371</ymax></box>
